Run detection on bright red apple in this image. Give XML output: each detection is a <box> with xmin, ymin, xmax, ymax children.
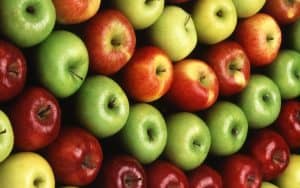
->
<box><xmin>121</xmin><ymin>46</ymin><xmax>173</xmax><ymax>102</ymax></box>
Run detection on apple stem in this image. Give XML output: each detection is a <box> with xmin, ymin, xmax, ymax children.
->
<box><xmin>184</xmin><ymin>15</ymin><xmax>191</xmax><ymax>29</ymax></box>
<box><xmin>108</xmin><ymin>97</ymin><xmax>117</xmax><ymax>109</ymax></box>
<box><xmin>111</xmin><ymin>38</ymin><xmax>121</xmax><ymax>47</ymax></box>
<box><xmin>266</xmin><ymin>35</ymin><xmax>274</xmax><ymax>42</ymax></box>
<box><xmin>0</xmin><ymin>129</ymin><xmax>6</xmax><ymax>134</ymax></box>
<box><xmin>229</xmin><ymin>63</ymin><xmax>241</xmax><ymax>71</ymax></box>
<box><xmin>26</xmin><ymin>6</ymin><xmax>35</xmax><ymax>14</ymax></box>
<box><xmin>37</xmin><ymin>105</ymin><xmax>51</xmax><ymax>119</ymax></box>
<box><xmin>156</xmin><ymin>66</ymin><xmax>166</xmax><ymax>75</ymax></box>
<box><xmin>70</xmin><ymin>70</ymin><xmax>83</xmax><ymax>80</ymax></box>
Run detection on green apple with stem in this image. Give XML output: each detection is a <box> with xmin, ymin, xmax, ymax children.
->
<box><xmin>0</xmin><ymin>110</ymin><xmax>14</xmax><ymax>162</ymax></box>
<box><xmin>118</xmin><ymin>103</ymin><xmax>167</xmax><ymax>164</ymax></box>
<box><xmin>232</xmin><ymin>0</ymin><xmax>266</xmax><ymax>18</ymax></box>
<box><xmin>261</xmin><ymin>182</ymin><xmax>279</xmax><ymax>188</ymax></box>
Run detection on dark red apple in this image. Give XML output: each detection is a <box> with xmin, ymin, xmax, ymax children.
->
<box><xmin>188</xmin><ymin>164</ymin><xmax>222</xmax><ymax>188</ymax></box>
<box><xmin>146</xmin><ymin>160</ymin><xmax>189</xmax><ymax>188</ymax></box>
<box><xmin>167</xmin><ymin>0</ymin><xmax>191</xmax><ymax>4</ymax></box>
<box><xmin>44</xmin><ymin>126</ymin><xmax>103</xmax><ymax>186</ymax></box>
<box><xmin>8</xmin><ymin>86</ymin><xmax>60</xmax><ymax>151</ymax></box>
<box><xmin>0</xmin><ymin>39</ymin><xmax>27</xmax><ymax>102</ymax></box>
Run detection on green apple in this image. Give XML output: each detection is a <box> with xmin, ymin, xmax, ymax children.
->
<box><xmin>237</xmin><ymin>74</ymin><xmax>281</xmax><ymax>129</ymax></box>
<box><xmin>118</xmin><ymin>103</ymin><xmax>167</xmax><ymax>164</ymax></box>
<box><xmin>288</xmin><ymin>19</ymin><xmax>300</xmax><ymax>53</ymax></box>
<box><xmin>205</xmin><ymin>101</ymin><xmax>248</xmax><ymax>156</ymax></box>
<box><xmin>147</xmin><ymin>5</ymin><xmax>198</xmax><ymax>61</ymax></box>
<box><xmin>0</xmin><ymin>0</ymin><xmax>56</xmax><ymax>47</ymax></box>
<box><xmin>275</xmin><ymin>154</ymin><xmax>300</xmax><ymax>188</ymax></box>
<box><xmin>266</xmin><ymin>50</ymin><xmax>300</xmax><ymax>99</ymax></box>
<box><xmin>111</xmin><ymin>0</ymin><xmax>164</xmax><ymax>29</ymax></box>
<box><xmin>232</xmin><ymin>0</ymin><xmax>266</xmax><ymax>18</ymax></box>
<box><xmin>35</xmin><ymin>30</ymin><xmax>89</xmax><ymax>98</ymax></box>
<box><xmin>0</xmin><ymin>152</ymin><xmax>55</xmax><ymax>188</ymax></box>
<box><xmin>261</xmin><ymin>182</ymin><xmax>279</xmax><ymax>188</ymax></box>
<box><xmin>192</xmin><ymin>0</ymin><xmax>237</xmax><ymax>44</ymax></box>
<box><xmin>164</xmin><ymin>112</ymin><xmax>211</xmax><ymax>171</ymax></box>
<box><xmin>75</xmin><ymin>75</ymin><xmax>129</xmax><ymax>139</ymax></box>
<box><xmin>0</xmin><ymin>110</ymin><xmax>14</xmax><ymax>162</ymax></box>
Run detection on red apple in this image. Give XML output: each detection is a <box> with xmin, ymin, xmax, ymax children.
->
<box><xmin>205</xmin><ymin>40</ymin><xmax>251</xmax><ymax>96</ymax></box>
<box><xmin>0</xmin><ymin>40</ymin><xmax>27</xmax><ymax>102</ymax></box>
<box><xmin>84</xmin><ymin>9</ymin><xmax>136</xmax><ymax>75</ymax></box>
<box><xmin>188</xmin><ymin>164</ymin><xmax>223</xmax><ymax>188</ymax></box>
<box><xmin>8</xmin><ymin>86</ymin><xmax>60</xmax><ymax>151</ymax></box>
<box><xmin>44</xmin><ymin>126</ymin><xmax>103</xmax><ymax>186</ymax></box>
<box><xmin>146</xmin><ymin>160</ymin><xmax>189</xmax><ymax>188</ymax></box>
<box><xmin>263</xmin><ymin>0</ymin><xmax>300</xmax><ymax>25</ymax></box>
<box><xmin>167</xmin><ymin>0</ymin><xmax>191</xmax><ymax>4</ymax></box>
<box><xmin>52</xmin><ymin>0</ymin><xmax>101</xmax><ymax>24</ymax></box>
<box><xmin>220</xmin><ymin>154</ymin><xmax>262</xmax><ymax>188</ymax></box>
<box><xmin>165</xmin><ymin>59</ymin><xmax>219</xmax><ymax>112</ymax></box>
<box><xmin>246</xmin><ymin>128</ymin><xmax>290</xmax><ymax>181</ymax></box>
<box><xmin>235</xmin><ymin>13</ymin><xmax>282</xmax><ymax>67</ymax></box>
<box><xmin>121</xmin><ymin>46</ymin><xmax>173</xmax><ymax>102</ymax></box>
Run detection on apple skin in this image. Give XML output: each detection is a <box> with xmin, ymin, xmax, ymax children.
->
<box><xmin>167</xmin><ymin>0</ymin><xmax>191</xmax><ymax>3</ymax></box>
<box><xmin>164</xmin><ymin>112</ymin><xmax>211</xmax><ymax>171</ymax></box>
<box><xmin>0</xmin><ymin>0</ymin><xmax>56</xmax><ymax>47</ymax></box>
<box><xmin>235</xmin><ymin>13</ymin><xmax>282</xmax><ymax>67</ymax></box>
<box><xmin>52</xmin><ymin>0</ymin><xmax>101</xmax><ymax>24</ymax></box>
<box><xmin>0</xmin><ymin>152</ymin><xmax>55</xmax><ymax>188</ymax></box>
<box><xmin>0</xmin><ymin>110</ymin><xmax>14</xmax><ymax>162</ymax></box>
<box><xmin>166</xmin><ymin>59</ymin><xmax>219</xmax><ymax>112</ymax></box>
<box><xmin>261</xmin><ymin>182</ymin><xmax>279</xmax><ymax>188</ymax></box>
<box><xmin>84</xmin><ymin>9</ymin><xmax>136</xmax><ymax>76</ymax></box>
<box><xmin>237</xmin><ymin>74</ymin><xmax>281</xmax><ymax>129</ymax></box>
<box><xmin>118</xmin><ymin>103</ymin><xmax>167</xmax><ymax>164</ymax></box>
<box><xmin>121</xmin><ymin>46</ymin><xmax>173</xmax><ymax>102</ymax></box>
<box><xmin>146</xmin><ymin>160</ymin><xmax>189</xmax><ymax>188</ymax></box>
<box><xmin>75</xmin><ymin>75</ymin><xmax>129</xmax><ymax>139</ymax></box>
<box><xmin>35</xmin><ymin>30</ymin><xmax>89</xmax><ymax>98</ymax></box>
<box><xmin>44</xmin><ymin>127</ymin><xmax>103</xmax><ymax>186</ymax></box>
<box><xmin>205</xmin><ymin>40</ymin><xmax>250</xmax><ymax>96</ymax></box>
<box><xmin>288</xmin><ymin>19</ymin><xmax>300</xmax><ymax>53</ymax></box>
<box><xmin>0</xmin><ymin>40</ymin><xmax>27</xmax><ymax>102</ymax></box>
<box><xmin>147</xmin><ymin>5</ymin><xmax>198</xmax><ymax>61</ymax></box>
<box><xmin>192</xmin><ymin>0</ymin><xmax>237</xmax><ymax>44</ymax></box>
<box><xmin>232</xmin><ymin>0</ymin><xmax>266</xmax><ymax>18</ymax></box>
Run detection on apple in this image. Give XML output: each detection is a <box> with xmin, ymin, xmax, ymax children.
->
<box><xmin>232</xmin><ymin>0</ymin><xmax>266</xmax><ymax>18</ymax></box>
<box><xmin>110</xmin><ymin>0</ymin><xmax>164</xmax><ymax>30</ymax></box>
<box><xmin>0</xmin><ymin>110</ymin><xmax>14</xmax><ymax>162</ymax></box>
<box><xmin>0</xmin><ymin>39</ymin><xmax>27</xmax><ymax>102</ymax></box>
<box><xmin>192</xmin><ymin>0</ymin><xmax>237</xmax><ymax>44</ymax></box>
<box><xmin>237</xmin><ymin>74</ymin><xmax>281</xmax><ymax>129</ymax></box>
<box><xmin>261</xmin><ymin>182</ymin><xmax>279</xmax><ymax>188</ymax></box>
<box><xmin>44</xmin><ymin>127</ymin><xmax>103</xmax><ymax>186</ymax></box>
<box><xmin>120</xmin><ymin>46</ymin><xmax>173</xmax><ymax>102</ymax></box>
<box><xmin>52</xmin><ymin>0</ymin><xmax>101</xmax><ymax>24</ymax></box>
<box><xmin>75</xmin><ymin>75</ymin><xmax>129</xmax><ymax>138</ymax></box>
<box><xmin>287</xmin><ymin>19</ymin><xmax>300</xmax><ymax>53</ymax></box>
<box><xmin>266</xmin><ymin>49</ymin><xmax>300</xmax><ymax>99</ymax></box>
<box><xmin>205</xmin><ymin>40</ymin><xmax>250</xmax><ymax>96</ymax></box>
<box><xmin>146</xmin><ymin>160</ymin><xmax>189</xmax><ymax>188</ymax></box>
<box><xmin>164</xmin><ymin>112</ymin><xmax>211</xmax><ymax>170</ymax></box>
<box><xmin>205</xmin><ymin>101</ymin><xmax>248</xmax><ymax>156</ymax></box>
<box><xmin>0</xmin><ymin>152</ymin><xmax>55</xmax><ymax>188</ymax></box>
<box><xmin>167</xmin><ymin>0</ymin><xmax>191</xmax><ymax>3</ymax></box>
<box><xmin>84</xmin><ymin>9</ymin><xmax>136</xmax><ymax>76</ymax></box>
<box><xmin>235</xmin><ymin>13</ymin><xmax>282</xmax><ymax>67</ymax></box>
<box><xmin>166</xmin><ymin>59</ymin><xmax>219</xmax><ymax>112</ymax></box>
<box><xmin>0</xmin><ymin>0</ymin><xmax>56</xmax><ymax>47</ymax></box>
<box><xmin>147</xmin><ymin>5</ymin><xmax>198</xmax><ymax>61</ymax></box>
<box><xmin>35</xmin><ymin>30</ymin><xmax>89</xmax><ymax>98</ymax></box>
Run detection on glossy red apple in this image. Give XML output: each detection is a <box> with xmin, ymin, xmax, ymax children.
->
<box><xmin>205</xmin><ymin>40</ymin><xmax>250</xmax><ymax>96</ymax></box>
<box><xmin>165</xmin><ymin>59</ymin><xmax>219</xmax><ymax>112</ymax></box>
<box><xmin>0</xmin><ymin>39</ymin><xmax>27</xmax><ymax>102</ymax></box>
<box><xmin>146</xmin><ymin>160</ymin><xmax>189</xmax><ymax>188</ymax></box>
<box><xmin>8</xmin><ymin>86</ymin><xmax>60</xmax><ymax>151</ymax></box>
<box><xmin>84</xmin><ymin>9</ymin><xmax>136</xmax><ymax>75</ymax></box>
<box><xmin>121</xmin><ymin>46</ymin><xmax>173</xmax><ymax>102</ymax></box>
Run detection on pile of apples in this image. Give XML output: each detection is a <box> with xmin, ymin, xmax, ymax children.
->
<box><xmin>1</xmin><ymin>0</ymin><xmax>300</xmax><ymax>187</ymax></box>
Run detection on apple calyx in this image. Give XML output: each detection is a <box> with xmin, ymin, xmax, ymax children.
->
<box><xmin>231</xmin><ymin>126</ymin><xmax>239</xmax><ymax>137</ymax></box>
<box><xmin>0</xmin><ymin>129</ymin><xmax>7</xmax><ymax>134</ymax></box>
<box><xmin>272</xmin><ymin>149</ymin><xmax>287</xmax><ymax>166</ymax></box>
<box><xmin>33</xmin><ymin>177</ymin><xmax>43</xmax><ymax>188</ymax></box>
<box><xmin>81</xmin><ymin>155</ymin><xmax>97</xmax><ymax>169</ymax></box>
<box><xmin>262</xmin><ymin>93</ymin><xmax>271</xmax><ymax>103</ymax></box>
<box><xmin>7</xmin><ymin>62</ymin><xmax>20</xmax><ymax>78</ymax></box>
<box><xmin>123</xmin><ymin>175</ymin><xmax>142</xmax><ymax>188</ymax></box>
<box><xmin>37</xmin><ymin>105</ymin><xmax>51</xmax><ymax>120</ymax></box>
<box><xmin>25</xmin><ymin>5</ymin><xmax>36</xmax><ymax>15</ymax></box>
<box><xmin>246</xmin><ymin>174</ymin><xmax>257</xmax><ymax>187</ymax></box>
<box><xmin>216</xmin><ymin>9</ymin><xmax>224</xmax><ymax>18</ymax></box>
<box><xmin>147</xmin><ymin>128</ymin><xmax>155</xmax><ymax>141</ymax></box>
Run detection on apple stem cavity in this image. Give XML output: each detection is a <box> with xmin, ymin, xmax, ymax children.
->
<box><xmin>82</xmin><ymin>155</ymin><xmax>97</xmax><ymax>169</ymax></box>
<box><xmin>37</xmin><ymin>105</ymin><xmax>51</xmax><ymax>120</ymax></box>
<box><xmin>184</xmin><ymin>15</ymin><xmax>191</xmax><ymax>30</ymax></box>
<box><xmin>7</xmin><ymin>63</ymin><xmax>19</xmax><ymax>78</ymax></box>
<box><xmin>216</xmin><ymin>10</ymin><xmax>223</xmax><ymax>18</ymax></box>
<box><xmin>111</xmin><ymin>38</ymin><xmax>121</xmax><ymax>47</ymax></box>
<box><xmin>231</xmin><ymin>127</ymin><xmax>239</xmax><ymax>137</ymax></box>
<box><xmin>266</xmin><ymin>35</ymin><xmax>274</xmax><ymax>42</ymax></box>
<box><xmin>124</xmin><ymin>176</ymin><xmax>142</xmax><ymax>186</ymax></box>
<box><xmin>147</xmin><ymin>128</ymin><xmax>155</xmax><ymax>141</ymax></box>
<box><xmin>156</xmin><ymin>66</ymin><xmax>166</xmax><ymax>76</ymax></box>
<box><xmin>26</xmin><ymin>6</ymin><xmax>35</xmax><ymax>14</ymax></box>
<box><xmin>33</xmin><ymin>177</ymin><xmax>43</xmax><ymax>188</ymax></box>
<box><xmin>69</xmin><ymin>70</ymin><xmax>83</xmax><ymax>80</ymax></box>
<box><xmin>108</xmin><ymin>97</ymin><xmax>117</xmax><ymax>109</ymax></box>
<box><xmin>0</xmin><ymin>129</ymin><xmax>7</xmax><ymax>134</ymax></box>
<box><xmin>246</xmin><ymin>174</ymin><xmax>257</xmax><ymax>187</ymax></box>
<box><xmin>272</xmin><ymin>150</ymin><xmax>286</xmax><ymax>165</ymax></box>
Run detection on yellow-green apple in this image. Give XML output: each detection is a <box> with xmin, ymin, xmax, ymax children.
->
<box><xmin>75</xmin><ymin>75</ymin><xmax>129</xmax><ymax>138</ymax></box>
<box><xmin>205</xmin><ymin>40</ymin><xmax>250</xmax><ymax>96</ymax></box>
<box><xmin>52</xmin><ymin>0</ymin><xmax>101</xmax><ymax>24</ymax></box>
<box><xmin>235</xmin><ymin>13</ymin><xmax>282</xmax><ymax>67</ymax></box>
<box><xmin>166</xmin><ymin>59</ymin><xmax>219</xmax><ymax>112</ymax></box>
<box><xmin>0</xmin><ymin>152</ymin><xmax>55</xmax><ymax>188</ymax></box>
<box><xmin>84</xmin><ymin>9</ymin><xmax>136</xmax><ymax>76</ymax></box>
<box><xmin>110</xmin><ymin>0</ymin><xmax>164</xmax><ymax>29</ymax></box>
<box><xmin>0</xmin><ymin>0</ymin><xmax>56</xmax><ymax>47</ymax></box>
<box><xmin>147</xmin><ymin>5</ymin><xmax>198</xmax><ymax>61</ymax></box>
<box><xmin>0</xmin><ymin>110</ymin><xmax>14</xmax><ymax>162</ymax></box>
<box><xmin>237</xmin><ymin>74</ymin><xmax>281</xmax><ymax>129</ymax></box>
<box><xmin>35</xmin><ymin>30</ymin><xmax>89</xmax><ymax>98</ymax></box>
<box><xmin>232</xmin><ymin>0</ymin><xmax>266</xmax><ymax>18</ymax></box>
<box><xmin>261</xmin><ymin>182</ymin><xmax>279</xmax><ymax>188</ymax></box>
<box><xmin>0</xmin><ymin>40</ymin><xmax>27</xmax><ymax>102</ymax></box>
<box><xmin>288</xmin><ymin>19</ymin><xmax>300</xmax><ymax>52</ymax></box>
<box><xmin>192</xmin><ymin>0</ymin><xmax>237</xmax><ymax>44</ymax></box>
<box><xmin>120</xmin><ymin>46</ymin><xmax>173</xmax><ymax>102</ymax></box>
<box><xmin>164</xmin><ymin>112</ymin><xmax>211</xmax><ymax>170</ymax></box>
